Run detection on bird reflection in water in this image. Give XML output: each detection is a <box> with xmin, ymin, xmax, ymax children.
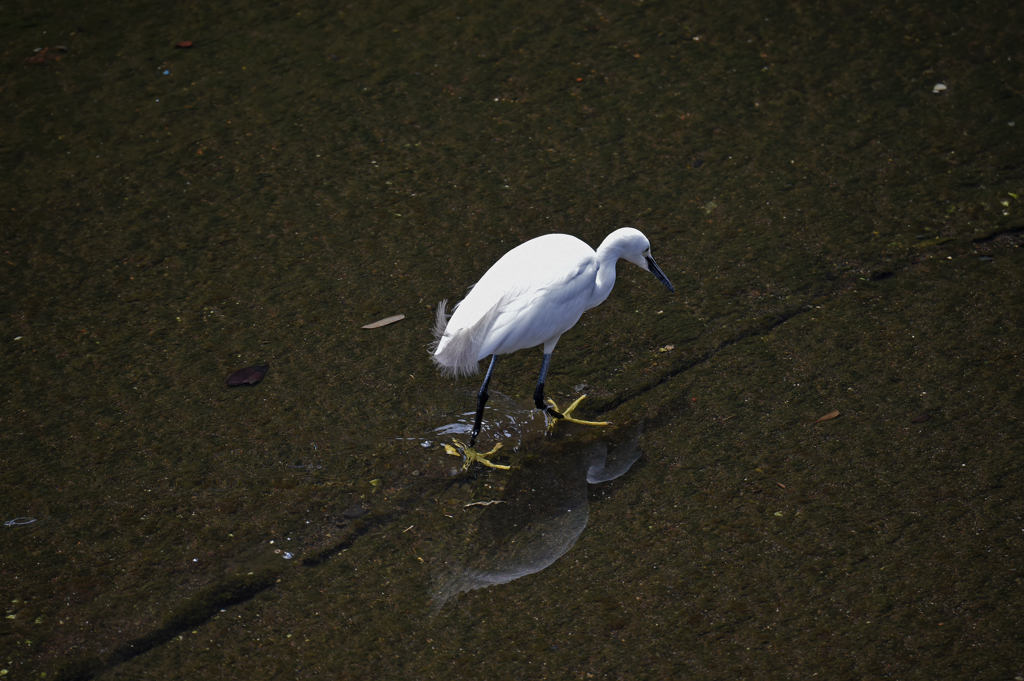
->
<box><xmin>429</xmin><ymin>423</ymin><xmax>644</xmax><ymax>614</ymax></box>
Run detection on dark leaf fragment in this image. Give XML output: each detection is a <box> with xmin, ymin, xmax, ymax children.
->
<box><xmin>226</xmin><ymin>365</ymin><xmax>269</xmax><ymax>387</ymax></box>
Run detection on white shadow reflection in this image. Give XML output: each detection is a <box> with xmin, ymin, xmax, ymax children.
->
<box><xmin>430</xmin><ymin>423</ymin><xmax>643</xmax><ymax>613</ymax></box>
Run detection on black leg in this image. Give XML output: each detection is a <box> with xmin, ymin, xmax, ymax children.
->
<box><xmin>533</xmin><ymin>353</ymin><xmax>563</xmax><ymax>418</ymax></box>
<box><xmin>470</xmin><ymin>355</ymin><xmax>498</xmax><ymax>447</ymax></box>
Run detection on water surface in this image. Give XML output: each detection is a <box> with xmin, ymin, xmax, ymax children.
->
<box><xmin>1</xmin><ymin>0</ymin><xmax>1022</xmax><ymax>678</ymax></box>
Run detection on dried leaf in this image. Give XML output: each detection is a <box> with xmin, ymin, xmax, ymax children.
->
<box><xmin>362</xmin><ymin>314</ymin><xmax>405</xmax><ymax>329</ymax></box>
<box><xmin>814</xmin><ymin>409</ymin><xmax>840</xmax><ymax>424</ymax></box>
<box><xmin>226</xmin><ymin>365</ymin><xmax>268</xmax><ymax>387</ymax></box>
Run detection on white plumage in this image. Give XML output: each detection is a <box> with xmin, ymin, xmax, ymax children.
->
<box><xmin>432</xmin><ymin>227</ymin><xmax>674</xmax><ymax>447</ymax></box>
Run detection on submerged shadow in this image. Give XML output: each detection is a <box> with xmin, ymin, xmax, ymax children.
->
<box><xmin>430</xmin><ymin>423</ymin><xmax>643</xmax><ymax>613</ymax></box>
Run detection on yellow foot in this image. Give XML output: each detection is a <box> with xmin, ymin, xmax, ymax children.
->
<box><xmin>545</xmin><ymin>395</ymin><xmax>610</xmax><ymax>432</ymax></box>
<box><xmin>443</xmin><ymin>439</ymin><xmax>510</xmax><ymax>472</ymax></box>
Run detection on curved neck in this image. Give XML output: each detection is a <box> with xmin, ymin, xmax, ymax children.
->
<box><xmin>587</xmin><ymin>243</ymin><xmax>621</xmax><ymax>310</ymax></box>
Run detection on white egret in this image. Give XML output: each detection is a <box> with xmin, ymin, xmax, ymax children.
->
<box><xmin>432</xmin><ymin>227</ymin><xmax>674</xmax><ymax>452</ymax></box>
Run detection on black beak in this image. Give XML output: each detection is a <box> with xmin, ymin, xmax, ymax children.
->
<box><xmin>645</xmin><ymin>255</ymin><xmax>675</xmax><ymax>293</ymax></box>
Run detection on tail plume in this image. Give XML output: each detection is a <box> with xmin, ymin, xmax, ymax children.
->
<box><xmin>430</xmin><ymin>295</ymin><xmax>510</xmax><ymax>378</ymax></box>
<box><xmin>430</xmin><ymin>299</ymin><xmax>450</xmax><ymax>348</ymax></box>
<box><xmin>430</xmin><ymin>298</ymin><xmax>479</xmax><ymax>377</ymax></box>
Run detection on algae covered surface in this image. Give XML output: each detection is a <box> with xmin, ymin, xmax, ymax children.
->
<box><xmin>1</xmin><ymin>0</ymin><xmax>1022</xmax><ymax>678</ymax></box>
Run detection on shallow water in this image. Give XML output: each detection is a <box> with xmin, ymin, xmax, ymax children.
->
<box><xmin>1</xmin><ymin>0</ymin><xmax>1022</xmax><ymax>678</ymax></box>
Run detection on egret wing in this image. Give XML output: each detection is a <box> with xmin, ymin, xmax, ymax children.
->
<box><xmin>482</xmin><ymin>257</ymin><xmax>597</xmax><ymax>356</ymax></box>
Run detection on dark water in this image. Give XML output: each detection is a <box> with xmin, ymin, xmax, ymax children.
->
<box><xmin>2</xmin><ymin>0</ymin><xmax>1022</xmax><ymax>678</ymax></box>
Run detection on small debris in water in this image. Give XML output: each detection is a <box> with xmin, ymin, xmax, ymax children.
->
<box><xmin>911</xmin><ymin>414</ymin><xmax>930</xmax><ymax>423</ymax></box>
<box><xmin>932</xmin><ymin>83</ymin><xmax>947</xmax><ymax>93</ymax></box>
<box><xmin>25</xmin><ymin>47</ymin><xmax>66</xmax><ymax>65</ymax></box>
<box><xmin>463</xmin><ymin>500</ymin><xmax>507</xmax><ymax>509</ymax></box>
<box><xmin>343</xmin><ymin>504</ymin><xmax>369</xmax><ymax>519</ymax></box>
<box><xmin>226</xmin><ymin>365</ymin><xmax>269</xmax><ymax>386</ymax></box>
<box><xmin>814</xmin><ymin>409</ymin><xmax>840</xmax><ymax>424</ymax></box>
<box><xmin>362</xmin><ymin>314</ymin><xmax>405</xmax><ymax>329</ymax></box>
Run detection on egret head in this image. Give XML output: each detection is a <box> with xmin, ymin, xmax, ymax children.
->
<box><xmin>610</xmin><ymin>227</ymin><xmax>675</xmax><ymax>293</ymax></box>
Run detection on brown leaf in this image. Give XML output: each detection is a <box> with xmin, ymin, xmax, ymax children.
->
<box><xmin>814</xmin><ymin>409</ymin><xmax>840</xmax><ymax>424</ymax></box>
